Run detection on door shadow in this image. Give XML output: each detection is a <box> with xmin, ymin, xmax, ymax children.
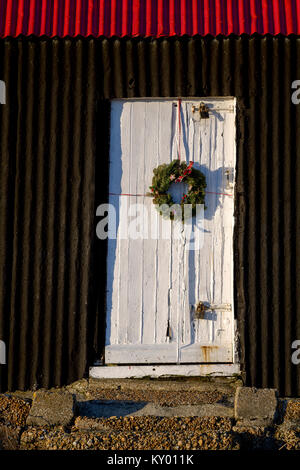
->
<box><xmin>104</xmin><ymin>104</ymin><xmax>123</xmax><ymax>349</ymax></box>
<box><xmin>194</xmin><ymin>163</ymin><xmax>227</xmax><ymax>221</ymax></box>
<box><xmin>77</xmin><ymin>400</ymin><xmax>149</xmax><ymax>418</ymax></box>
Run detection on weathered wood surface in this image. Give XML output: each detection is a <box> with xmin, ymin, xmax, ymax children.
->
<box><xmin>105</xmin><ymin>99</ymin><xmax>236</xmax><ymax>364</ymax></box>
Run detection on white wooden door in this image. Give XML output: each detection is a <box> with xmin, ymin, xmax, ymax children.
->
<box><xmin>105</xmin><ymin>98</ymin><xmax>236</xmax><ymax>364</ymax></box>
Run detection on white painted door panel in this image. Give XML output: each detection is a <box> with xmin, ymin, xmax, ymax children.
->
<box><xmin>105</xmin><ymin>99</ymin><xmax>236</xmax><ymax>364</ymax></box>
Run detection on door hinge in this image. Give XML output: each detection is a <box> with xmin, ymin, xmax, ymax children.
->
<box><xmin>194</xmin><ymin>302</ymin><xmax>232</xmax><ymax>319</ymax></box>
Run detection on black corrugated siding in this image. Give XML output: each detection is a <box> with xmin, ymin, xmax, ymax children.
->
<box><xmin>0</xmin><ymin>36</ymin><xmax>300</xmax><ymax>396</ymax></box>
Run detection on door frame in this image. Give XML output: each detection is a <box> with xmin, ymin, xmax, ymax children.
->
<box><xmin>91</xmin><ymin>97</ymin><xmax>240</xmax><ymax>379</ymax></box>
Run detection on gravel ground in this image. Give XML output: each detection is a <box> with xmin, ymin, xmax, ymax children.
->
<box><xmin>74</xmin><ymin>415</ymin><xmax>233</xmax><ymax>432</ymax></box>
<box><xmin>0</xmin><ymin>395</ymin><xmax>31</xmax><ymax>427</ymax></box>
<box><xmin>284</xmin><ymin>400</ymin><xmax>300</xmax><ymax>421</ymax></box>
<box><xmin>20</xmin><ymin>417</ymin><xmax>238</xmax><ymax>450</ymax></box>
<box><xmin>1</xmin><ymin>379</ymin><xmax>300</xmax><ymax>451</ymax></box>
<box><xmin>274</xmin><ymin>428</ymin><xmax>300</xmax><ymax>450</ymax></box>
<box><xmin>0</xmin><ymin>395</ymin><xmax>31</xmax><ymax>450</ymax></box>
<box><xmin>17</xmin><ymin>417</ymin><xmax>300</xmax><ymax>451</ymax></box>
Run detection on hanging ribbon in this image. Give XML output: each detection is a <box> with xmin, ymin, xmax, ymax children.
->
<box><xmin>175</xmin><ymin>161</ymin><xmax>194</xmax><ymax>183</ymax></box>
<box><xmin>177</xmin><ymin>98</ymin><xmax>181</xmax><ymax>161</ymax></box>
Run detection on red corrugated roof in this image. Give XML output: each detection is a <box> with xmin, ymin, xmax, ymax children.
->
<box><xmin>0</xmin><ymin>0</ymin><xmax>299</xmax><ymax>38</ymax></box>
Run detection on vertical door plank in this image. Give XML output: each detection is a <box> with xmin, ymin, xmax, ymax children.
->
<box><xmin>115</xmin><ymin>102</ymin><xmax>132</xmax><ymax>344</ymax></box>
<box><xmin>142</xmin><ymin>101</ymin><xmax>160</xmax><ymax>345</ymax></box>
<box><xmin>155</xmin><ymin>101</ymin><xmax>173</xmax><ymax>344</ymax></box>
<box><xmin>127</xmin><ymin>101</ymin><xmax>145</xmax><ymax>343</ymax></box>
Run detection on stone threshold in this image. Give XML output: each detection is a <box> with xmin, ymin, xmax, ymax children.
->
<box><xmin>90</xmin><ymin>364</ymin><xmax>241</xmax><ymax>379</ymax></box>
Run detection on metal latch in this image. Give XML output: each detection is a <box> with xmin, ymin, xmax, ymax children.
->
<box><xmin>194</xmin><ymin>302</ymin><xmax>232</xmax><ymax>319</ymax></box>
<box><xmin>192</xmin><ymin>102</ymin><xmax>210</xmax><ymax>119</ymax></box>
<box><xmin>224</xmin><ymin>167</ymin><xmax>234</xmax><ymax>190</ymax></box>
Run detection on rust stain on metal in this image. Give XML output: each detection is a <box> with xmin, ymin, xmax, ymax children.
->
<box><xmin>195</xmin><ymin>302</ymin><xmax>207</xmax><ymax>319</ymax></box>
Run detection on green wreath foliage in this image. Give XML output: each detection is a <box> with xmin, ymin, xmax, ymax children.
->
<box><xmin>149</xmin><ymin>159</ymin><xmax>206</xmax><ymax>220</ymax></box>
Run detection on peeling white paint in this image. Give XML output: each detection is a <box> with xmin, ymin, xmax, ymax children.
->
<box><xmin>105</xmin><ymin>98</ymin><xmax>236</xmax><ymax>366</ymax></box>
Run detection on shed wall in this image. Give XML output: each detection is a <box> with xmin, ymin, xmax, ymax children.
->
<box><xmin>0</xmin><ymin>36</ymin><xmax>300</xmax><ymax>395</ymax></box>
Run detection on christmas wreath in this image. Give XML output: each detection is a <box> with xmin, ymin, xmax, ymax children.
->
<box><xmin>149</xmin><ymin>159</ymin><xmax>206</xmax><ymax>220</ymax></box>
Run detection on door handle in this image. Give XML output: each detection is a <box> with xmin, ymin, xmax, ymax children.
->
<box><xmin>224</xmin><ymin>168</ymin><xmax>234</xmax><ymax>190</ymax></box>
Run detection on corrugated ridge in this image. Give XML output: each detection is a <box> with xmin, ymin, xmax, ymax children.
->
<box><xmin>1</xmin><ymin>0</ymin><xmax>300</xmax><ymax>38</ymax></box>
<box><xmin>0</xmin><ymin>37</ymin><xmax>99</xmax><ymax>390</ymax></box>
<box><xmin>0</xmin><ymin>36</ymin><xmax>300</xmax><ymax>396</ymax></box>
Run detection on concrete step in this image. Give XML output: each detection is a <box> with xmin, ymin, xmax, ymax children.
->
<box><xmin>77</xmin><ymin>399</ymin><xmax>234</xmax><ymax>418</ymax></box>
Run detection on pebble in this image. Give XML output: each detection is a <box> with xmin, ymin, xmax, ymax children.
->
<box><xmin>0</xmin><ymin>395</ymin><xmax>31</xmax><ymax>427</ymax></box>
<box><xmin>1</xmin><ymin>382</ymin><xmax>300</xmax><ymax>450</ymax></box>
<box><xmin>17</xmin><ymin>417</ymin><xmax>239</xmax><ymax>450</ymax></box>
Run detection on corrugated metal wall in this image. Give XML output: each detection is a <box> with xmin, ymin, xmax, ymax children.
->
<box><xmin>1</xmin><ymin>0</ymin><xmax>300</xmax><ymax>37</ymax></box>
<box><xmin>0</xmin><ymin>38</ymin><xmax>109</xmax><ymax>391</ymax></box>
<box><xmin>0</xmin><ymin>36</ymin><xmax>300</xmax><ymax>396</ymax></box>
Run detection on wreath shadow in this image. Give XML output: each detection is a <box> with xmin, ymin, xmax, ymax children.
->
<box><xmin>166</xmin><ymin>164</ymin><xmax>225</xmax><ymax>224</ymax></box>
<box><xmin>193</xmin><ymin>162</ymin><xmax>225</xmax><ymax>222</ymax></box>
